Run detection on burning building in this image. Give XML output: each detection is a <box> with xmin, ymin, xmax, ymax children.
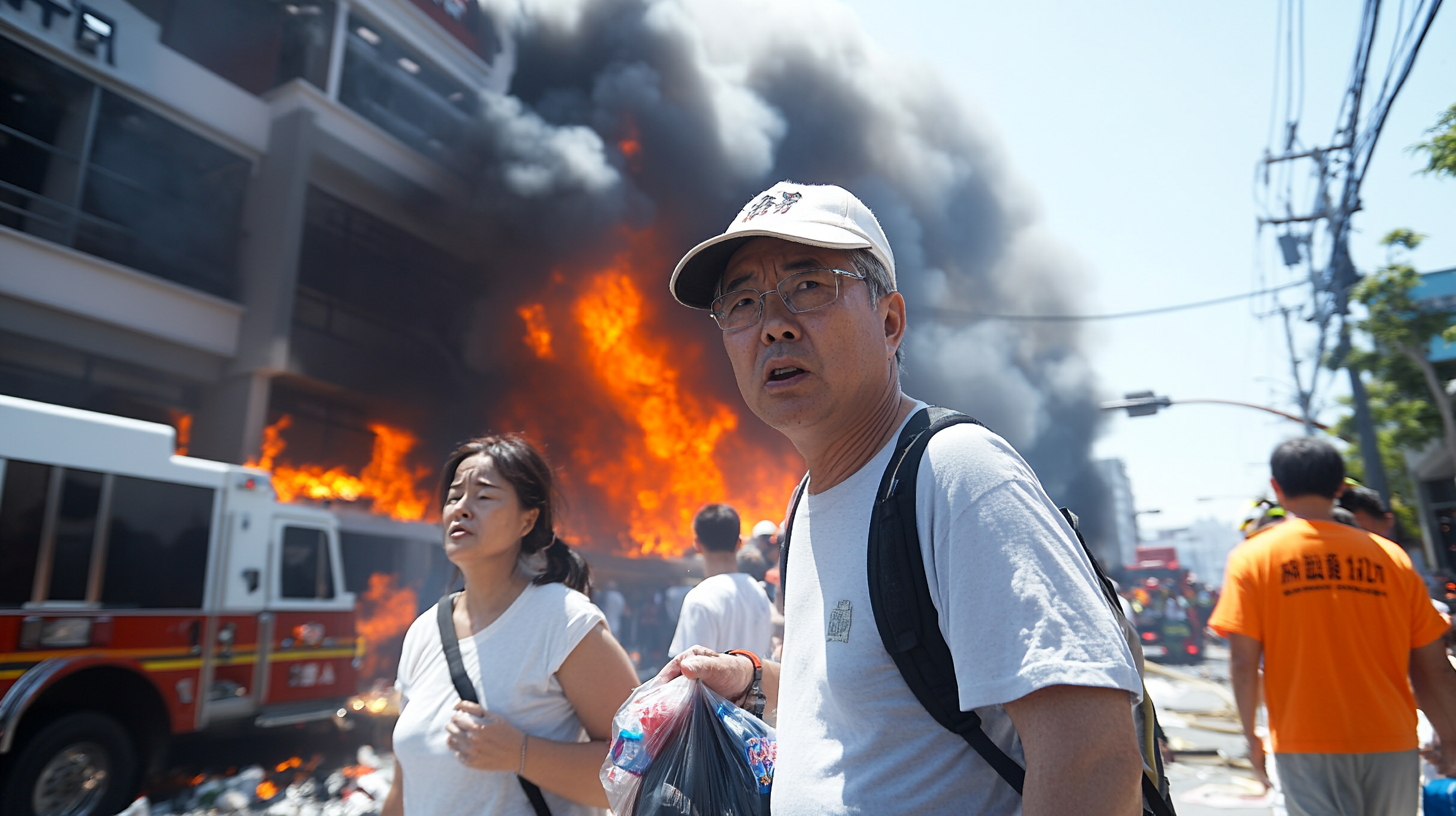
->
<box><xmin>0</xmin><ymin>0</ymin><xmax>1115</xmax><ymax>583</ymax></box>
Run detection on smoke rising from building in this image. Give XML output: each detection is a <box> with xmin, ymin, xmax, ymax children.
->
<box><xmin>437</xmin><ymin>0</ymin><xmax>1113</xmax><ymax>553</ymax></box>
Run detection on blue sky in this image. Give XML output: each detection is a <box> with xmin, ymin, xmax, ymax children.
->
<box><xmin>842</xmin><ymin>0</ymin><xmax>1456</xmax><ymax>533</ymax></box>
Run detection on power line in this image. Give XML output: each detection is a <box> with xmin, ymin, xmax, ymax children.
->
<box><xmin>922</xmin><ymin>280</ymin><xmax>1306</xmax><ymax>322</ymax></box>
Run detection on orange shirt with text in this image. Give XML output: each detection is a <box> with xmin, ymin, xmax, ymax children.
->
<box><xmin>1208</xmin><ymin>519</ymin><xmax>1448</xmax><ymax>754</ymax></box>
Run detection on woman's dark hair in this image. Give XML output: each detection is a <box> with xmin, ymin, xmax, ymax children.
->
<box><xmin>439</xmin><ymin>434</ymin><xmax>590</xmax><ymax>594</ymax></box>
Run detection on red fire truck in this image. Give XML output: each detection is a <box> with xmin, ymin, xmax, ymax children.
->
<box><xmin>0</xmin><ymin>395</ymin><xmax>359</xmax><ymax>816</ymax></box>
<box><xmin>1123</xmin><ymin>545</ymin><xmax>1207</xmax><ymax>664</ymax></box>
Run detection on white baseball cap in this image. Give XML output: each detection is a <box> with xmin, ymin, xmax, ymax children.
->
<box><xmin>751</xmin><ymin>520</ymin><xmax>779</xmax><ymax>539</ymax></box>
<box><xmin>669</xmin><ymin>181</ymin><xmax>896</xmax><ymax>310</ymax></box>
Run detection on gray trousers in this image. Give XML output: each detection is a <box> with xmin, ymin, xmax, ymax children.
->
<box><xmin>1275</xmin><ymin>750</ymin><xmax>1418</xmax><ymax>816</ymax></box>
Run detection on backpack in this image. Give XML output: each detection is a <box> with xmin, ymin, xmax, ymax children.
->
<box><xmin>778</xmin><ymin>406</ymin><xmax>1176</xmax><ymax>816</ymax></box>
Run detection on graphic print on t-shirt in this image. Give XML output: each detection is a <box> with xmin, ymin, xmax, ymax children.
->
<box><xmin>827</xmin><ymin>600</ymin><xmax>852</xmax><ymax>643</ymax></box>
<box><xmin>1277</xmin><ymin>550</ymin><xmax>1387</xmax><ymax>597</ymax></box>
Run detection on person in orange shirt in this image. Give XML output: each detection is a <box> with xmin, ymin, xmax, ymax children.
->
<box><xmin>1210</xmin><ymin>438</ymin><xmax>1456</xmax><ymax>816</ymax></box>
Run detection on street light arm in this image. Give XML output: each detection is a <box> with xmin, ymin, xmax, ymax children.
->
<box><xmin>1098</xmin><ymin>394</ymin><xmax>1331</xmax><ymax>431</ymax></box>
<box><xmin>1170</xmin><ymin>399</ymin><xmax>1331</xmax><ymax>431</ymax></box>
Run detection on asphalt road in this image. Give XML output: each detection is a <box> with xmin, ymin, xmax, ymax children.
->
<box><xmin>1148</xmin><ymin>644</ymin><xmax>1278</xmax><ymax>816</ymax></box>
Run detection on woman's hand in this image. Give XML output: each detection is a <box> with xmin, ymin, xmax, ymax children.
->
<box><xmin>445</xmin><ymin>701</ymin><xmax>525</xmax><ymax>772</ymax></box>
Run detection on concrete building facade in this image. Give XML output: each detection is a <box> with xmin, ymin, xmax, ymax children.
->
<box><xmin>1</xmin><ymin>0</ymin><xmax>504</xmax><ymax>467</ymax></box>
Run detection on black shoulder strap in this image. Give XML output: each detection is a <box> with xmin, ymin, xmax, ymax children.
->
<box><xmin>436</xmin><ymin>594</ymin><xmax>553</xmax><ymax>816</ymax></box>
<box><xmin>864</xmin><ymin>409</ymin><xmax>1032</xmax><ymax>788</ymax></box>
<box><xmin>778</xmin><ymin>475</ymin><xmax>809</xmax><ymax>596</ymax></box>
<box><xmin>864</xmin><ymin>412</ymin><xmax>1177</xmax><ymax>816</ymax></box>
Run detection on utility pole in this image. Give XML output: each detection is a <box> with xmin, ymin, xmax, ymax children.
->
<box><xmin>1252</xmin><ymin>0</ymin><xmax>1444</xmax><ymax>507</ymax></box>
<box><xmin>1279</xmin><ymin>307</ymin><xmax>1316</xmax><ymax>436</ymax></box>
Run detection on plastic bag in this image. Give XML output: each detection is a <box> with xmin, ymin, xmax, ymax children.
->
<box><xmin>601</xmin><ymin>674</ymin><xmax>776</xmax><ymax>816</ymax></box>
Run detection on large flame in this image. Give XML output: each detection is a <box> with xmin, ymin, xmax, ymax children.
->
<box><xmin>513</xmin><ymin>248</ymin><xmax>801</xmax><ymax>557</ymax></box>
<box><xmin>245</xmin><ymin>415</ymin><xmax>433</xmax><ymax>521</ymax></box>
<box><xmin>355</xmin><ymin>573</ymin><xmax>418</xmax><ymax>680</ymax></box>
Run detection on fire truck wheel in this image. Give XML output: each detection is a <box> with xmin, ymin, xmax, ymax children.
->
<box><xmin>1</xmin><ymin>712</ymin><xmax>136</xmax><ymax>816</ymax></box>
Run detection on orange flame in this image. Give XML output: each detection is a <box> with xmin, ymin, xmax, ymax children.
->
<box><xmin>245</xmin><ymin>416</ymin><xmax>433</xmax><ymax>521</ymax></box>
<box><xmin>617</xmin><ymin>119</ymin><xmax>643</xmax><ymax>170</ymax></box>
<box><xmin>256</xmin><ymin>781</ymin><xmax>279</xmax><ymax>800</ymax></box>
<box><xmin>518</xmin><ymin>303</ymin><xmax>554</xmax><ymax>359</ymax></box>
<box><xmin>356</xmin><ymin>573</ymin><xmax>418</xmax><ymax>679</ymax></box>
<box><xmin>508</xmin><ymin>245</ymin><xmax>802</xmax><ymax>558</ymax></box>
<box><xmin>275</xmin><ymin>757</ymin><xmax>302</xmax><ymax>773</ymax></box>
<box><xmin>168</xmin><ymin>410</ymin><xmax>192</xmax><ymax>456</ymax></box>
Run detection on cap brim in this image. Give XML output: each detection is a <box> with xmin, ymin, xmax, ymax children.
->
<box><xmin>669</xmin><ymin>223</ymin><xmax>874</xmax><ymax>309</ymax></box>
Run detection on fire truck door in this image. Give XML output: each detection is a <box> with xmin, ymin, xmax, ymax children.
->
<box><xmin>199</xmin><ymin>507</ymin><xmax>269</xmax><ymax>725</ymax></box>
<box><xmin>260</xmin><ymin>521</ymin><xmax>355</xmax><ymax>712</ymax></box>
<box><xmin>198</xmin><ymin>613</ymin><xmax>262</xmax><ymax>724</ymax></box>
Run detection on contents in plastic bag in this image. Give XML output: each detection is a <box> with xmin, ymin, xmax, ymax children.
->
<box><xmin>602</xmin><ymin>675</ymin><xmax>776</xmax><ymax>815</ymax></box>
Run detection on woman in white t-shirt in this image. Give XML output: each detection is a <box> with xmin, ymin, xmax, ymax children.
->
<box><xmin>381</xmin><ymin>434</ymin><xmax>639</xmax><ymax>816</ymax></box>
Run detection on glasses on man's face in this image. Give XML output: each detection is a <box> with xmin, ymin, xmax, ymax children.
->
<box><xmin>710</xmin><ymin>268</ymin><xmax>868</xmax><ymax>331</ymax></box>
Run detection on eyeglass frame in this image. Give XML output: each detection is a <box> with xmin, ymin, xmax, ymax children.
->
<box><xmin>709</xmin><ymin>267</ymin><xmax>869</xmax><ymax>331</ymax></box>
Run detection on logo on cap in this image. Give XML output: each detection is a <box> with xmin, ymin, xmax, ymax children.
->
<box><xmin>741</xmin><ymin>191</ymin><xmax>803</xmax><ymax>222</ymax></box>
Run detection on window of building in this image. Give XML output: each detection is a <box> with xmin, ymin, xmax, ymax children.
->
<box><xmin>0</xmin><ymin>329</ymin><xmax>202</xmax><ymax>429</ymax></box>
<box><xmin>290</xmin><ymin>188</ymin><xmax>473</xmax><ymax>395</ymax></box>
<box><xmin>102</xmin><ymin>476</ymin><xmax>213</xmax><ymax>608</ymax></box>
<box><xmin>338</xmin><ymin>14</ymin><xmax>476</xmax><ymax>170</ymax></box>
<box><xmin>0</xmin><ymin>460</ymin><xmax>52</xmax><ymax>607</ymax></box>
<box><xmin>46</xmin><ymin>468</ymin><xmax>104</xmax><ymax>601</ymax></box>
<box><xmin>158</xmin><ymin>0</ymin><xmax>337</xmax><ymax>96</ymax></box>
<box><xmin>280</xmin><ymin>525</ymin><xmax>336</xmax><ymax>599</ymax></box>
<box><xmin>0</xmin><ymin>36</ymin><xmax>250</xmax><ymax>300</ymax></box>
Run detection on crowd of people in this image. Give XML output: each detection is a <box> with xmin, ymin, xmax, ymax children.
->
<box><xmin>375</xmin><ymin>182</ymin><xmax>1456</xmax><ymax>816</ymax></box>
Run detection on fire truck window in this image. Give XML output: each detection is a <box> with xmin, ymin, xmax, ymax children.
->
<box><xmin>281</xmin><ymin>526</ymin><xmax>336</xmax><ymax>600</ymax></box>
<box><xmin>46</xmin><ymin>469</ymin><xmax>104</xmax><ymax>602</ymax></box>
<box><xmin>102</xmin><ymin>477</ymin><xmax>214</xmax><ymax>609</ymax></box>
<box><xmin>0</xmin><ymin>460</ymin><xmax>52</xmax><ymax>607</ymax></box>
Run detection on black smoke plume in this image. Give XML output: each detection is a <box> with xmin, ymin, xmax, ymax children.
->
<box><xmin>448</xmin><ymin>0</ymin><xmax>1113</xmax><ymax>559</ymax></box>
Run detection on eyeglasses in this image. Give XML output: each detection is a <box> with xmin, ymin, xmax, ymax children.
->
<box><xmin>710</xmin><ymin>268</ymin><xmax>868</xmax><ymax>331</ymax></box>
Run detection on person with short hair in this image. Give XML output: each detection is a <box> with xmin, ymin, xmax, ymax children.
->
<box><xmin>1339</xmin><ymin>484</ymin><xmax>1397</xmax><ymax>539</ymax></box>
<box><xmin>1209</xmin><ymin>437</ymin><xmax>1456</xmax><ymax>816</ymax></box>
<box><xmin>668</xmin><ymin>503</ymin><xmax>774</xmax><ymax>657</ymax></box>
<box><xmin>656</xmin><ymin>181</ymin><xmax>1144</xmax><ymax>815</ymax></box>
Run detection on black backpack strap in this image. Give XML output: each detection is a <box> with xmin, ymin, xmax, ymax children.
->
<box><xmin>866</xmin><ymin>408</ymin><xmax>1030</xmax><ymax>790</ymax></box>
<box><xmin>436</xmin><ymin>594</ymin><xmax>553</xmax><ymax>816</ymax></box>
<box><xmin>867</xmin><ymin>412</ymin><xmax>1177</xmax><ymax>816</ymax></box>
<box><xmin>777</xmin><ymin>474</ymin><xmax>810</xmax><ymax>596</ymax></box>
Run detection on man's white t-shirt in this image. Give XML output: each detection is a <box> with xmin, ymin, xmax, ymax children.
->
<box><xmin>668</xmin><ymin>572</ymin><xmax>774</xmax><ymax>657</ymax></box>
<box><xmin>392</xmin><ymin>582</ymin><xmax>607</xmax><ymax>816</ymax></box>
<box><xmin>773</xmin><ymin>406</ymin><xmax>1142</xmax><ymax>816</ymax></box>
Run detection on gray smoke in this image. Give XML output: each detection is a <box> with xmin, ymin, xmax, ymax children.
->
<box><xmin>456</xmin><ymin>0</ymin><xmax>1114</xmax><ymax>558</ymax></box>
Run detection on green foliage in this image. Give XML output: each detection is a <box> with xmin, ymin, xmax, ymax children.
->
<box><xmin>1339</xmin><ymin>232</ymin><xmax>1456</xmax><ymax>543</ymax></box>
<box><xmin>1381</xmin><ymin>228</ymin><xmax>1426</xmax><ymax>252</ymax></box>
<box><xmin>1352</xmin><ymin>247</ymin><xmax>1453</xmax><ymax>361</ymax></box>
<box><xmin>1413</xmin><ymin>103</ymin><xmax>1456</xmax><ymax>180</ymax></box>
<box><xmin>1333</xmin><ymin>380</ymin><xmax>1427</xmax><ymax>538</ymax></box>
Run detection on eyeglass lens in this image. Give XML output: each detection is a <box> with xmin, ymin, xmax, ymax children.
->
<box><xmin>712</xmin><ymin>268</ymin><xmax>844</xmax><ymax>330</ymax></box>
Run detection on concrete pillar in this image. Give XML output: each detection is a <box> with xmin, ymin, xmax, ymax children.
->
<box><xmin>191</xmin><ymin>109</ymin><xmax>317</xmax><ymax>463</ymax></box>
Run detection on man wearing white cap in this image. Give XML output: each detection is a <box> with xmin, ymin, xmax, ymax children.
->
<box><xmin>657</xmin><ymin>182</ymin><xmax>1144</xmax><ymax>815</ymax></box>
